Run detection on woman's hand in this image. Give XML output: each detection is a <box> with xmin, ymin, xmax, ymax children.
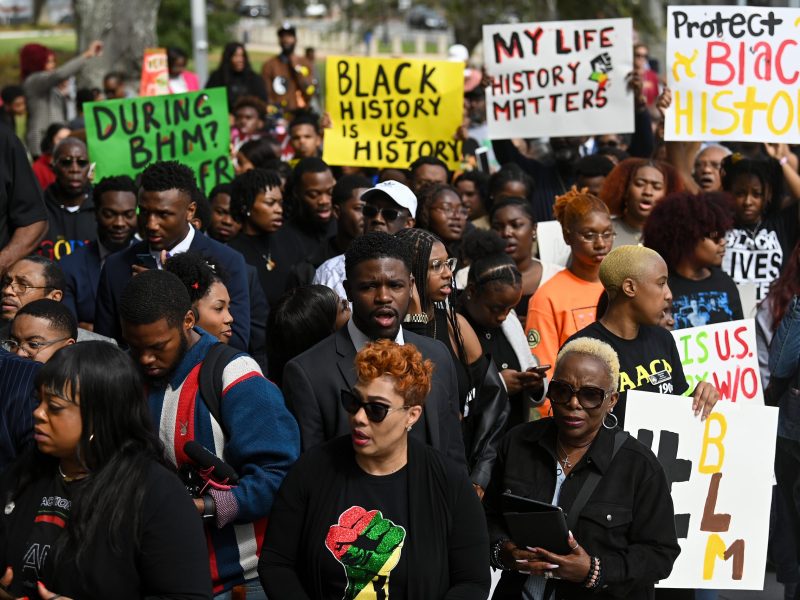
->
<box><xmin>473</xmin><ymin>484</ymin><xmax>485</xmax><ymax>501</ymax></box>
<box><xmin>82</xmin><ymin>40</ymin><xmax>103</xmax><ymax>59</ymax></box>
<box><xmin>500</xmin><ymin>369</ymin><xmax>525</xmax><ymax>395</ymax></box>
<box><xmin>37</xmin><ymin>580</ymin><xmax>73</xmax><ymax>600</ymax></box>
<box><xmin>0</xmin><ymin>567</ymin><xmax>14</xmax><ymax>600</ymax></box>
<box><xmin>497</xmin><ymin>541</ymin><xmax>545</xmax><ymax>574</ymax></box>
<box><xmin>525</xmin><ymin>532</ymin><xmax>592</xmax><ymax>583</ymax></box>
<box><xmin>692</xmin><ymin>381</ymin><xmax>719</xmax><ymax>420</ymax></box>
<box><xmin>656</xmin><ymin>86</ymin><xmax>672</xmax><ymax>120</ymax></box>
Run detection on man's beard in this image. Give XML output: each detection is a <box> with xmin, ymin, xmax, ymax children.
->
<box><xmin>145</xmin><ymin>333</ymin><xmax>189</xmax><ymax>389</ymax></box>
<box><xmin>99</xmin><ymin>231</ymin><xmax>133</xmax><ymax>253</ymax></box>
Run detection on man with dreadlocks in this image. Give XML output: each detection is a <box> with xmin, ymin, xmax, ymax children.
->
<box><xmin>281</xmin><ymin>231</ymin><xmax>467</xmax><ymax>466</ymax></box>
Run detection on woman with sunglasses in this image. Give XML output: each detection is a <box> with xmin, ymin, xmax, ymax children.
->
<box><xmin>525</xmin><ymin>189</ymin><xmax>613</xmax><ymax>411</ymax></box>
<box><xmin>396</xmin><ymin>227</ymin><xmax>508</xmax><ymax>498</ymax></box>
<box><xmin>643</xmin><ymin>192</ymin><xmax>742</xmax><ymax>330</ymax></box>
<box><xmin>259</xmin><ymin>339</ymin><xmax>490</xmax><ymax>599</ymax></box>
<box><xmin>0</xmin><ymin>341</ymin><xmax>212</xmax><ymax>599</ymax></box>
<box><xmin>484</xmin><ymin>337</ymin><xmax>680</xmax><ymax>600</ymax></box>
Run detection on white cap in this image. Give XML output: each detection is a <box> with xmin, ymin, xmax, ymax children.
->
<box><xmin>448</xmin><ymin>44</ymin><xmax>469</xmax><ymax>63</ymax></box>
<box><xmin>360</xmin><ymin>180</ymin><xmax>418</xmax><ymax>218</ymax></box>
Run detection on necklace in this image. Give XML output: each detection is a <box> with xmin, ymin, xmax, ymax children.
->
<box><xmin>556</xmin><ymin>442</ymin><xmax>574</xmax><ymax>470</ymax></box>
<box><xmin>58</xmin><ymin>464</ymin><xmax>88</xmax><ymax>482</ymax></box>
<box><xmin>260</xmin><ymin>252</ymin><xmax>276</xmax><ymax>271</ymax></box>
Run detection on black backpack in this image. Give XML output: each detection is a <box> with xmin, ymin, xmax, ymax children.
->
<box><xmin>198</xmin><ymin>342</ymin><xmax>242</xmax><ymax>439</ymax></box>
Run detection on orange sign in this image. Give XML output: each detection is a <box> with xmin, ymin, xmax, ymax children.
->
<box><xmin>139</xmin><ymin>48</ymin><xmax>169</xmax><ymax>97</ymax></box>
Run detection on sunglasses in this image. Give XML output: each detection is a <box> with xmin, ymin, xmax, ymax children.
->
<box><xmin>56</xmin><ymin>157</ymin><xmax>90</xmax><ymax>168</ymax></box>
<box><xmin>340</xmin><ymin>388</ymin><xmax>409</xmax><ymax>423</ymax></box>
<box><xmin>363</xmin><ymin>204</ymin><xmax>404</xmax><ymax>222</ymax></box>
<box><xmin>546</xmin><ymin>380</ymin><xmax>610</xmax><ymax>410</ymax></box>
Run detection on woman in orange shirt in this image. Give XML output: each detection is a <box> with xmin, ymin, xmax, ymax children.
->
<box><xmin>526</xmin><ymin>189</ymin><xmax>614</xmax><ymax>415</ymax></box>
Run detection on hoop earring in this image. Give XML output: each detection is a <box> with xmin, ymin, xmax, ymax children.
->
<box><xmin>603</xmin><ymin>411</ymin><xmax>618</xmax><ymax>429</ymax></box>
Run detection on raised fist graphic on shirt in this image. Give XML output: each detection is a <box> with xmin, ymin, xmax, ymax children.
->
<box><xmin>325</xmin><ymin>506</ymin><xmax>407</xmax><ymax>600</ymax></box>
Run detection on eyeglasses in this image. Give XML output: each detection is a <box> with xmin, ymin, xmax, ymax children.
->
<box><xmin>340</xmin><ymin>389</ymin><xmax>410</xmax><ymax>423</ymax></box>
<box><xmin>4</xmin><ymin>337</ymin><xmax>70</xmax><ymax>357</ymax></box>
<box><xmin>431</xmin><ymin>204</ymin><xmax>469</xmax><ymax>218</ymax></box>
<box><xmin>430</xmin><ymin>257</ymin><xmax>457</xmax><ymax>274</ymax></box>
<box><xmin>1</xmin><ymin>279</ymin><xmax>52</xmax><ymax>295</ymax></box>
<box><xmin>694</xmin><ymin>160</ymin><xmax>722</xmax><ymax>171</ymax></box>
<box><xmin>635</xmin><ymin>53</ymin><xmax>649</xmax><ymax>59</ymax></box>
<box><xmin>55</xmin><ymin>157</ymin><xmax>90</xmax><ymax>168</ymax></box>
<box><xmin>574</xmin><ymin>230</ymin><xmax>616</xmax><ymax>243</ymax></box>
<box><xmin>363</xmin><ymin>204</ymin><xmax>404</xmax><ymax>222</ymax></box>
<box><xmin>547</xmin><ymin>379</ymin><xmax>610</xmax><ymax>410</ymax></box>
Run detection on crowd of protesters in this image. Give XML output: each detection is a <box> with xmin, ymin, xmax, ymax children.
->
<box><xmin>0</xmin><ymin>18</ymin><xmax>798</xmax><ymax>600</ymax></box>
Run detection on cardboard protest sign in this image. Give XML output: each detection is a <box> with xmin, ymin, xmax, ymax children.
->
<box><xmin>85</xmin><ymin>88</ymin><xmax>233</xmax><ymax>194</ymax></box>
<box><xmin>671</xmin><ymin>319</ymin><xmax>763</xmax><ymax>404</ymax></box>
<box><xmin>666</xmin><ymin>5</ymin><xmax>800</xmax><ymax>143</ymax></box>
<box><xmin>139</xmin><ymin>48</ymin><xmax>169</xmax><ymax>97</ymax></box>
<box><xmin>323</xmin><ymin>56</ymin><xmax>463</xmax><ymax>169</ymax></box>
<box><xmin>625</xmin><ymin>391</ymin><xmax>777</xmax><ymax>589</ymax></box>
<box><xmin>482</xmin><ymin>18</ymin><xmax>634</xmax><ymax>139</ymax></box>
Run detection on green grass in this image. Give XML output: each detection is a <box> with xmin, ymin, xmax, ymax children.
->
<box><xmin>0</xmin><ymin>31</ymin><xmax>76</xmax><ymax>56</ymax></box>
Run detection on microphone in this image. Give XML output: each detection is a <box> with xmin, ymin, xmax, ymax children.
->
<box><xmin>183</xmin><ymin>441</ymin><xmax>239</xmax><ymax>484</ymax></box>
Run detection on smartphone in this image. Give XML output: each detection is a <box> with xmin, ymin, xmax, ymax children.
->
<box><xmin>475</xmin><ymin>146</ymin><xmax>490</xmax><ymax>172</ymax></box>
<box><xmin>135</xmin><ymin>253</ymin><xmax>158</xmax><ymax>270</ymax></box>
<box><xmin>527</xmin><ymin>364</ymin><xmax>551</xmax><ymax>374</ymax></box>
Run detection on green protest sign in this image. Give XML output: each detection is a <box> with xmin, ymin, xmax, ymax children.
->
<box><xmin>84</xmin><ymin>87</ymin><xmax>233</xmax><ymax>193</ymax></box>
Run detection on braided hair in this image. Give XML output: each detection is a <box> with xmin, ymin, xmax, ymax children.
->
<box><xmin>463</xmin><ymin>229</ymin><xmax>522</xmax><ymax>293</ymax></box>
<box><xmin>394</xmin><ymin>228</ymin><xmax>470</xmax><ymax>373</ymax></box>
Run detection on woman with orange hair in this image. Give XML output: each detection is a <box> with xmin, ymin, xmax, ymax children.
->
<box><xmin>526</xmin><ymin>189</ymin><xmax>613</xmax><ymax>410</ymax></box>
<box><xmin>599</xmin><ymin>158</ymin><xmax>682</xmax><ymax>247</ymax></box>
<box><xmin>259</xmin><ymin>340</ymin><xmax>490</xmax><ymax>599</ymax></box>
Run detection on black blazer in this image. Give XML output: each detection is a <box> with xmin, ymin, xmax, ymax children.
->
<box><xmin>59</xmin><ymin>240</ymin><xmax>101</xmax><ymax>325</ymax></box>
<box><xmin>93</xmin><ymin>231</ymin><xmax>251</xmax><ymax>350</ymax></box>
<box><xmin>282</xmin><ymin>326</ymin><xmax>467</xmax><ymax>467</ymax></box>
<box><xmin>258</xmin><ymin>435</ymin><xmax>490</xmax><ymax>599</ymax></box>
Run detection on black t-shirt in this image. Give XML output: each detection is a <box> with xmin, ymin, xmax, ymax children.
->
<box><xmin>723</xmin><ymin>205</ymin><xmax>799</xmax><ymax>301</ymax></box>
<box><xmin>16</xmin><ymin>474</ymin><xmax>80</xmax><ymax>597</ymax></box>
<box><xmin>0</xmin><ymin>125</ymin><xmax>47</xmax><ymax>248</ymax></box>
<box><xmin>669</xmin><ymin>267</ymin><xmax>744</xmax><ymax>330</ymax></box>
<box><xmin>567</xmin><ymin>322</ymin><xmax>689</xmax><ymax>426</ymax></box>
<box><xmin>321</xmin><ymin>464</ymin><xmax>409</xmax><ymax>600</ymax></box>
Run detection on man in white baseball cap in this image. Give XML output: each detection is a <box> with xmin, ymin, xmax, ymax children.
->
<box><xmin>314</xmin><ymin>179</ymin><xmax>417</xmax><ymax>298</ymax></box>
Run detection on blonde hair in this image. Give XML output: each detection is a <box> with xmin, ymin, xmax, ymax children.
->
<box><xmin>556</xmin><ymin>338</ymin><xmax>620</xmax><ymax>392</ymax></box>
<box><xmin>599</xmin><ymin>245</ymin><xmax>664</xmax><ymax>300</ymax></box>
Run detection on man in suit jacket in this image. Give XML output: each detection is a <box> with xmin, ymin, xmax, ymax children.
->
<box><xmin>94</xmin><ymin>161</ymin><xmax>250</xmax><ymax>350</ymax></box>
<box><xmin>282</xmin><ymin>231</ymin><xmax>466</xmax><ymax>467</ymax></box>
<box><xmin>0</xmin><ymin>347</ymin><xmax>41</xmax><ymax>468</ymax></box>
<box><xmin>60</xmin><ymin>175</ymin><xmax>138</xmax><ymax>328</ymax></box>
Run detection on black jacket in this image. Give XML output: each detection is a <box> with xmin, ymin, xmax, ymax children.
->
<box><xmin>38</xmin><ymin>184</ymin><xmax>96</xmax><ymax>261</ymax></box>
<box><xmin>485</xmin><ymin>419</ymin><xmax>680</xmax><ymax>600</ymax></box>
<box><xmin>282</xmin><ymin>325</ymin><xmax>467</xmax><ymax>467</ymax></box>
<box><xmin>258</xmin><ymin>435</ymin><xmax>490</xmax><ymax>599</ymax></box>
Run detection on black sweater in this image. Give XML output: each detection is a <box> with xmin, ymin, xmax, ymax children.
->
<box><xmin>0</xmin><ymin>461</ymin><xmax>212</xmax><ymax>599</ymax></box>
<box><xmin>258</xmin><ymin>435</ymin><xmax>490</xmax><ymax>599</ymax></box>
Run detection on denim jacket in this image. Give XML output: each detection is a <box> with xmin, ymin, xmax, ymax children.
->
<box><xmin>768</xmin><ymin>295</ymin><xmax>800</xmax><ymax>440</ymax></box>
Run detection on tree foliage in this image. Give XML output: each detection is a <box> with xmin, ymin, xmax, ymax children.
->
<box><xmin>156</xmin><ymin>0</ymin><xmax>239</xmax><ymax>53</ymax></box>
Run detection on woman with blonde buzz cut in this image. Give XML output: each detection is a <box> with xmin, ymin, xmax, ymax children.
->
<box><xmin>484</xmin><ymin>336</ymin><xmax>680</xmax><ymax>599</ymax></box>
<box><xmin>565</xmin><ymin>245</ymin><xmax>718</xmax><ymax>426</ymax></box>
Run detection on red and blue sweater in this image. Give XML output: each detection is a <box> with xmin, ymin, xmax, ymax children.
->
<box><xmin>147</xmin><ymin>329</ymin><xmax>300</xmax><ymax>593</ymax></box>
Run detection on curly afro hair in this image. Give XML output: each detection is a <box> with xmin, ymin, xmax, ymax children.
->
<box><xmin>599</xmin><ymin>158</ymin><xmax>682</xmax><ymax>217</ymax></box>
<box><xmin>642</xmin><ymin>192</ymin><xmax>734</xmax><ymax>270</ymax></box>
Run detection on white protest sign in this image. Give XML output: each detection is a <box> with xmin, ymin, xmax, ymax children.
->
<box><xmin>482</xmin><ymin>18</ymin><xmax>634</xmax><ymax>139</ymax></box>
<box><xmin>625</xmin><ymin>391</ymin><xmax>777</xmax><ymax>589</ymax></box>
<box><xmin>671</xmin><ymin>319</ymin><xmax>763</xmax><ymax>404</ymax></box>
<box><xmin>666</xmin><ymin>5</ymin><xmax>800</xmax><ymax>143</ymax></box>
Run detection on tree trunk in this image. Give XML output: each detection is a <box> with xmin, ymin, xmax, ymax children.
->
<box><xmin>73</xmin><ymin>0</ymin><xmax>161</xmax><ymax>88</ymax></box>
<box><xmin>32</xmin><ymin>0</ymin><xmax>47</xmax><ymax>24</ymax></box>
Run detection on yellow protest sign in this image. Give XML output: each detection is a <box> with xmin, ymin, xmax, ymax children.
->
<box><xmin>323</xmin><ymin>56</ymin><xmax>463</xmax><ymax>169</ymax></box>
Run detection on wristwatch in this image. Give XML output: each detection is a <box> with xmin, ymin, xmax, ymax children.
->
<box><xmin>201</xmin><ymin>495</ymin><xmax>216</xmax><ymax>520</ymax></box>
<box><xmin>403</xmin><ymin>313</ymin><xmax>429</xmax><ymax>324</ymax></box>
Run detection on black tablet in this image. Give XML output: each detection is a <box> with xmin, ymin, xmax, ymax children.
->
<box><xmin>501</xmin><ymin>492</ymin><xmax>571</xmax><ymax>555</ymax></box>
